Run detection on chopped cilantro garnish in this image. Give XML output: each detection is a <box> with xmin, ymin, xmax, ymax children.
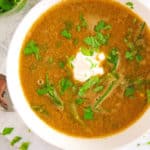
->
<box><xmin>24</xmin><ymin>40</ymin><xmax>40</xmax><ymax>60</ymax></box>
<box><xmin>61</xmin><ymin>29</ymin><xmax>72</xmax><ymax>39</ymax></box>
<box><xmin>84</xmin><ymin>106</ymin><xmax>94</xmax><ymax>120</ymax></box>
<box><xmin>80</xmin><ymin>47</ymin><xmax>95</xmax><ymax>56</ymax></box>
<box><xmin>125</xmin><ymin>50</ymin><xmax>134</xmax><ymax>60</ymax></box>
<box><xmin>124</xmin><ymin>86</ymin><xmax>135</xmax><ymax>97</ymax></box>
<box><xmin>94</xmin><ymin>20</ymin><xmax>112</xmax><ymax>32</ymax></box>
<box><xmin>79</xmin><ymin>14</ymin><xmax>88</xmax><ymax>28</ymax></box>
<box><xmin>84</xmin><ymin>33</ymin><xmax>109</xmax><ymax>48</ymax></box>
<box><xmin>37</xmin><ymin>74</ymin><xmax>64</xmax><ymax>110</ymax></box>
<box><xmin>126</xmin><ymin>2</ymin><xmax>134</xmax><ymax>9</ymax></box>
<box><xmin>60</xmin><ymin>78</ymin><xmax>73</xmax><ymax>93</ymax></box>
<box><xmin>68</xmin><ymin>55</ymin><xmax>75</xmax><ymax>68</ymax></box>
<box><xmin>75</xmin><ymin>98</ymin><xmax>84</xmax><ymax>105</ymax></box>
<box><xmin>136</xmin><ymin>54</ymin><xmax>143</xmax><ymax>62</ymax></box>
<box><xmin>19</xmin><ymin>142</ymin><xmax>30</xmax><ymax>150</ymax></box>
<box><xmin>59</xmin><ymin>61</ymin><xmax>65</xmax><ymax>69</ymax></box>
<box><xmin>78</xmin><ymin>76</ymin><xmax>100</xmax><ymax>97</ymax></box>
<box><xmin>11</xmin><ymin>136</ymin><xmax>22</xmax><ymax>146</ymax></box>
<box><xmin>84</xmin><ymin>36</ymin><xmax>100</xmax><ymax>48</ymax></box>
<box><xmin>76</xmin><ymin>25</ymin><xmax>81</xmax><ymax>32</ymax></box>
<box><xmin>2</xmin><ymin>127</ymin><xmax>14</xmax><ymax>135</ymax></box>
<box><xmin>146</xmin><ymin>90</ymin><xmax>150</xmax><ymax>104</ymax></box>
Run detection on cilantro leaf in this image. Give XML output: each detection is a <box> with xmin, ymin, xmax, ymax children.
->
<box><xmin>84</xmin><ymin>106</ymin><xmax>94</xmax><ymax>120</ymax></box>
<box><xmin>60</xmin><ymin>78</ymin><xmax>73</xmax><ymax>93</ymax></box>
<box><xmin>19</xmin><ymin>142</ymin><xmax>30</xmax><ymax>150</ymax></box>
<box><xmin>11</xmin><ymin>136</ymin><xmax>22</xmax><ymax>146</ymax></box>
<box><xmin>124</xmin><ymin>86</ymin><xmax>135</xmax><ymax>97</ymax></box>
<box><xmin>37</xmin><ymin>74</ymin><xmax>64</xmax><ymax>110</ymax></box>
<box><xmin>61</xmin><ymin>29</ymin><xmax>72</xmax><ymax>39</ymax></box>
<box><xmin>84</xmin><ymin>36</ymin><xmax>100</xmax><ymax>48</ymax></box>
<box><xmin>59</xmin><ymin>61</ymin><xmax>65</xmax><ymax>69</ymax></box>
<box><xmin>78</xmin><ymin>76</ymin><xmax>100</xmax><ymax>97</ymax></box>
<box><xmin>126</xmin><ymin>2</ymin><xmax>134</xmax><ymax>9</ymax></box>
<box><xmin>94</xmin><ymin>20</ymin><xmax>111</xmax><ymax>32</ymax></box>
<box><xmin>75</xmin><ymin>98</ymin><xmax>84</xmax><ymax>105</ymax></box>
<box><xmin>84</xmin><ymin>33</ymin><xmax>109</xmax><ymax>48</ymax></box>
<box><xmin>136</xmin><ymin>54</ymin><xmax>143</xmax><ymax>62</ymax></box>
<box><xmin>125</xmin><ymin>50</ymin><xmax>134</xmax><ymax>60</ymax></box>
<box><xmin>2</xmin><ymin>127</ymin><xmax>14</xmax><ymax>135</ymax></box>
<box><xmin>24</xmin><ymin>40</ymin><xmax>40</xmax><ymax>60</ymax></box>
<box><xmin>80</xmin><ymin>47</ymin><xmax>95</xmax><ymax>56</ymax></box>
<box><xmin>79</xmin><ymin>14</ymin><xmax>88</xmax><ymax>28</ymax></box>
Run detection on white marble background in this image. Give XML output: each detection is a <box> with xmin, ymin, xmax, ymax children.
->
<box><xmin>0</xmin><ymin>0</ymin><xmax>150</xmax><ymax>149</ymax></box>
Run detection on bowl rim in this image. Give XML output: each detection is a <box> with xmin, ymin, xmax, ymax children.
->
<box><xmin>6</xmin><ymin>0</ymin><xmax>150</xmax><ymax>149</ymax></box>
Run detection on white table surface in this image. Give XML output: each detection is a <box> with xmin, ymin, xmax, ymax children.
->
<box><xmin>0</xmin><ymin>0</ymin><xmax>150</xmax><ymax>149</ymax></box>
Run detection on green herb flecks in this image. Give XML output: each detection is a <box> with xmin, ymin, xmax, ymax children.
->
<box><xmin>107</xmin><ymin>48</ymin><xmax>119</xmax><ymax>71</ymax></box>
<box><xmin>59</xmin><ymin>61</ymin><xmax>65</xmax><ymax>69</ymax></box>
<box><xmin>80</xmin><ymin>47</ymin><xmax>96</xmax><ymax>56</ymax></box>
<box><xmin>60</xmin><ymin>78</ymin><xmax>73</xmax><ymax>94</ymax></box>
<box><xmin>32</xmin><ymin>105</ymin><xmax>49</xmax><ymax>116</ymax></box>
<box><xmin>84</xmin><ymin>32</ymin><xmax>110</xmax><ymax>48</ymax></box>
<box><xmin>11</xmin><ymin>136</ymin><xmax>22</xmax><ymax>146</ymax></box>
<box><xmin>126</xmin><ymin>2</ymin><xmax>134</xmax><ymax>9</ymax></box>
<box><xmin>75</xmin><ymin>98</ymin><xmax>84</xmax><ymax>105</ymax></box>
<box><xmin>146</xmin><ymin>90</ymin><xmax>150</xmax><ymax>104</ymax></box>
<box><xmin>94</xmin><ymin>80</ymin><xmax>117</xmax><ymax>110</ymax></box>
<box><xmin>1</xmin><ymin>127</ymin><xmax>14</xmax><ymax>135</ymax></box>
<box><xmin>19</xmin><ymin>142</ymin><xmax>30</xmax><ymax>150</ymax></box>
<box><xmin>76</xmin><ymin>14</ymin><xmax>88</xmax><ymax>32</ymax></box>
<box><xmin>84</xmin><ymin>106</ymin><xmax>94</xmax><ymax>120</ymax></box>
<box><xmin>24</xmin><ymin>40</ymin><xmax>40</xmax><ymax>60</ymax></box>
<box><xmin>78</xmin><ymin>76</ymin><xmax>100</xmax><ymax>97</ymax></box>
<box><xmin>61</xmin><ymin>29</ymin><xmax>72</xmax><ymax>39</ymax></box>
<box><xmin>125</xmin><ymin>50</ymin><xmax>134</xmax><ymax>60</ymax></box>
<box><xmin>124</xmin><ymin>86</ymin><xmax>135</xmax><ymax>97</ymax></box>
<box><xmin>124</xmin><ymin>22</ymin><xmax>146</xmax><ymax>63</ymax></box>
<box><xmin>94</xmin><ymin>20</ymin><xmax>112</xmax><ymax>32</ymax></box>
<box><xmin>68</xmin><ymin>55</ymin><xmax>75</xmax><ymax>68</ymax></box>
<box><xmin>37</xmin><ymin>74</ymin><xmax>64</xmax><ymax>110</ymax></box>
<box><xmin>136</xmin><ymin>54</ymin><xmax>143</xmax><ymax>62</ymax></box>
<box><xmin>94</xmin><ymin>85</ymin><xmax>104</xmax><ymax>93</ymax></box>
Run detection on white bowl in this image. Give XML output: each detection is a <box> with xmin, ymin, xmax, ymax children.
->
<box><xmin>7</xmin><ymin>0</ymin><xmax>150</xmax><ymax>150</ymax></box>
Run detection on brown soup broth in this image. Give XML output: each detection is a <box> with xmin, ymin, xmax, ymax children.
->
<box><xmin>20</xmin><ymin>0</ymin><xmax>150</xmax><ymax>138</ymax></box>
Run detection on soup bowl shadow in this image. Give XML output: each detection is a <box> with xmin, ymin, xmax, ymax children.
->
<box><xmin>7</xmin><ymin>0</ymin><xmax>150</xmax><ymax>150</ymax></box>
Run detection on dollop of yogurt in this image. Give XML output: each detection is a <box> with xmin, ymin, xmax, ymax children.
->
<box><xmin>72</xmin><ymin>51</ymin><xmax>105</xmax><ymax>82</ymax></box>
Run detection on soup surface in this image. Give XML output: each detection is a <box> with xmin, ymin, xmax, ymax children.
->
<box><xmin>20</xmin><ymin>0</ymin><xmax>150</xmax><ymax>138</ymax></box>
